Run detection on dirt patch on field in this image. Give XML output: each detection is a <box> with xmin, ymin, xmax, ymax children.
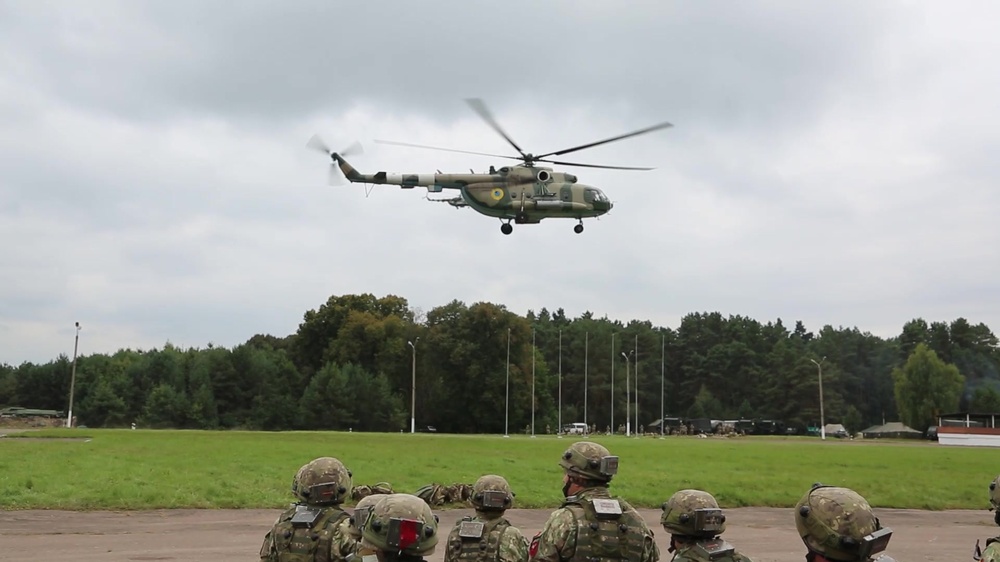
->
<box><xmin>0</xmin><ymin>507</ymin><xmax>989</xmax><ymax>562</ymax></box>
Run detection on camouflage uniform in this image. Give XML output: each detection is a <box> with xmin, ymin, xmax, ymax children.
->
<box><xmin>530</xmin><ymin>441</ymin><xmax>658</xmax><ymax>562</ymax></box>
<box><xmin>260</xmin><ymin>457</ymin><xmax>358</xmax><ymax>562</ymax></box>
<box><xmin>977</xmin><ymin>475</ymin><xmax>1000</xmax><ymax>562</ymax></box>
<box><xmin>661</xmin><ymin>489</ymin><xmax>752</xmax><ymax>562</ymax></box>
<box><xmin>349</xmin><ymin>493</ymin><xmax>439</xmax><ymax>562</ymax></box>
<box><xmin>795</xmin><ymin>484</ymin><xmax>897</xmax><ymax>562</ymax></box>
<box><xmin>445</xmin><ymin>475</ymin><xmax>528</xmax><ymax>562</ymax></box>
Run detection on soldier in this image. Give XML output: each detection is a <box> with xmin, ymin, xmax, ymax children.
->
<box><xmin>529</xmin><ymin>441</ymin><xmax>658</xmax><ymax>562</ymax></box>
<box><xmin>975</xmin><ymin>475</ymin><xmax>1000</xmax><ymax>561</ymax></box>
<box><xmin>260</xmin><ymin>456</ymin><xmax>357</xmax><ymax>562</ymax></box>
<box><xmin>660</xmin><ymin>489</ymin><xmax>752</xmax><ymax>562</ymax></box>
<box><xmin>352</xmin><ymin>493</ymin><xmax>439</xmax><ymax>562</ymax></box>
<box><xmin>444</xmin><ymin>475</ymin><xmax>528</xmax><ymax>562</ymax></box>
<box><xmin>795</xmin><ymin>484</ymin><xmax>896</xmax><ymax>562</ymax></box>
<box><xmin>348</xmin><ymin>493</ymin><xmax>386</xmax><ymax>545</ymax></box>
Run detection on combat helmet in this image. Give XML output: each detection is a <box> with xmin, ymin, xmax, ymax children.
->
<box><xmin>795</xmin><ymin>485</ymin><xmax>892</xmax><ymax>562</ymax></box>
<box><xmin>661</xmin><ymin>489</ymin><xmax>727</xmax><ymax>538</ymax></box>
<box><xmin>559</xmin><ymin>441</ymin><xmax>619</xmax><ymax>483</ymax></box>
<box><xmin>291</xmin><ymin>457</ymin><xmax>353</xmax><ymax>505</ymax></box>
<box><xmin>471</xmin><ymin>475</ymin><xmax>514</xmax><ymax>512</ymax></box>
<box><xmin>362</xmin><ymin>493</ymin><xmax>439</xmax><ymax>556</ymax></box>
<box><xmin>349</xmin><ymin>493</ymin><xmax>386</xmax><ymax>540</ymax></box>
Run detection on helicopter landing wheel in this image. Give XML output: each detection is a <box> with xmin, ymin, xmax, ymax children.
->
<box><xmin>501</xmin><ymin>222</ymin><xmax>513</xmax><ymax>235</ymax></box>
<box><xmin>574</xmin><ymin>222</ymin><xmax>584</xmax><ymax>234</ymax></box>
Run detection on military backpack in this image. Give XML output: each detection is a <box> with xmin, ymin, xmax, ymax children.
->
<box><xmin>446</xmin><ymin>516</ymin><xmax>512</xmax><ymax>562</ymax></box>
<box><xmin>562</xmin><ymin>495</ymin><xmax>648</xmax><ymax>562</ymax></box>
<box><xmin>262</xmin><ymin>504</ymin><xmax>351</xmax><ymax>562</ymax></box>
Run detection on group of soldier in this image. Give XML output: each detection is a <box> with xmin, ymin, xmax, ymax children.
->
<box><xmin>260</xmin><ymin>440</ymin><xmax>1000</xmax><ymax>562</ymax></box>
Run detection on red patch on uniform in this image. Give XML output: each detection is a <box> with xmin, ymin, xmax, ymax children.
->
<box><xmin>529</xmin><ymin>533</ymin><xmax>541</xmax><ymax>558</ymax></box>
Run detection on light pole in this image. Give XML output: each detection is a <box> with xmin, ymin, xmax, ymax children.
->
<box><xmin>660</xmin><ymin>331</ymin><xmax>665</xmax><ymax>438</ymax></box>
<box><xmin>810</xmin><ymin>356</ymin><xmax>826</xmax><ymax>440</ymax></box>
<box><xmin>505</xmin><ymin>328</ymin><xmax>510</xmax><ymax>437</ymax></box>
<box><xmin>66</xmin><ymin>322</ymin><xmax>81</xmax><ymax>429</ymax></box>
<box><xmin>610</xmin><ymin>333</ymin><xmax>615</xmax><ymax>433</ymax></box>
<box><xmin>407</xmin><ymin>338</ymin><xmax>419</xmax><ymax>434</ymax></box>
<box><xmin>558</xmin><ymin>329</ymin><xmax>562</xmax><ymax>437</ymax></box>
<box><xmin>531</xmin><ymin>327</ymin><xmax>536</xmax><ymax>437</ymax></box>
<box><xmin>621</xmin><ymin>351</ymin><xmax>632</xmax><ymax>436</ymax></box>
<box><xmin>584</xmin><ymin>331</ymin><xmax>588</xmax><ymax>430</ymax></box>
<box><xmin>634</xmin><ymin>334</ymin><xmax>639</xmax><ymax>436</ymax></box>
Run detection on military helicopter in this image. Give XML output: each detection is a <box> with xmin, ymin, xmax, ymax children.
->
<box><xmin>308</xmin><ymin>99</ymin><xmax>672</xmax><ymax>235</ymax></box>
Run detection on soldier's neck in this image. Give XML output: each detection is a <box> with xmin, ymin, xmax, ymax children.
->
<box><xmin>475</xmin><ymin>510</ymin><xmax>505</xmax><ymax>521</ymax></box>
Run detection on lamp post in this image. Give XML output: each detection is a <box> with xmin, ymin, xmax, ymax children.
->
<box><xmin>531</xmin><ymin>327</ymin><xmax>536</xmax><ymax>437</ymax></box>
<box><xmin>621</xmin><ymin>351</ymin><xmax>633</xmax><ymax>436</ymax></box>
<box><xmin>610</xmin><ymin>333</ymin><xmax>615</xmax><ymax>434</ymax></box>
<box><xmin>584</xmin><ymin>331</ymin><xmax>588</xmax><ymax>430</ymax></box>
<box><xmin>558</xmin><ymin>329</ymin><xmax>562</xmax><ymax>437</ymax></box>
<box><xmin>505</xmin><ymin>328</ymin><xmax>510</xmax><ymax>437</ymax></box>
<box><xmin>810</xmin><ymin>356</ymin><xmax>826</xmax><ymax>440</ymax></box>
<box><xmin>66</xmin><ymin>322</ymin><xmax>80</xmax><ymax>429</ymax></box>
<box><xmin>634</xmin><ymin>334</ymin><xmax>639</xmax><ymax>437</ymax></box>
<box><xmin>407</xmin><ymin>338</ymin><xmax>419</xmax><ymax>434</ymax></box>
<box><xmin>660</xmin><ymin>331</ymin><xmax>665</xmax><ymax>438</ymax></box>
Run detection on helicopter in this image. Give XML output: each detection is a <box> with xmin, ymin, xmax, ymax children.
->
<box><xmin>308</xmin><ymin>99</ymin><xmax>672</xmax><ymax>235</ymax></box>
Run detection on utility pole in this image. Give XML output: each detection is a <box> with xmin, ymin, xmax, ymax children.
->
<box><xmin>66</xmin><ymin>322</ymin><xmax>81</xmax><ymax>429</ymax></box>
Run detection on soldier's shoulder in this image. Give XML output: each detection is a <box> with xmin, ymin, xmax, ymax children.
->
<box><xmin>981</xmin><ymin>541</ymin><xmax>1000</xmax><ymax>562</ymax></box>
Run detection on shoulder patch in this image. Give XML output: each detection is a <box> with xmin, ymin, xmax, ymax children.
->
<box><xmin>592</xmin><ymin>498</ymin><xmax>623</xmax><ymax>516</ymax></box>
<box><xmin>458</xmin><ymin>520</ymin><xmax>485</xmax><ymax>538</ymax></box>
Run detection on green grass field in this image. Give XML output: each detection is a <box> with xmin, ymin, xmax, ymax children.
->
<box><xmin>0</xmin><ymin>429</ymin><xmax>993</xmax><ymax>511</ymax></box>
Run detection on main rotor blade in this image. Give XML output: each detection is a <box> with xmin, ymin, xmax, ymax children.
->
<box><xmin>340</xmin><ymin>141</ymin><xmax>364</xmax><ymax>157</ymax></box>
<box><xmin>534</xmin><ymin>121</ymin><xmax>674</xmax><ymax>159</ymax></box>
<box><xmin>537</xmin><ymin>158</ymin><xmax>655</xmax><ymax>171</ymax></box>
<box><xmin>465</xmin><ymin>98</ymin><xmax>528</xmax><ymax>159</ymax></box>
<box><xmin>306</xmin><ymin>134</ymin><xmax>332</xmax><ymax>155</ymax></box>
<box><xmin>374</xmin><ymin>139</ymin><xmax>518</xmax><ymax>160</ymax></box>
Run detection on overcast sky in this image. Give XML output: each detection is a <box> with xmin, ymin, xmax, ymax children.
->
<box><xmin>2</xmin><ymin>1</ymin><xmax>998</xmax><ymax>364</ymax></box>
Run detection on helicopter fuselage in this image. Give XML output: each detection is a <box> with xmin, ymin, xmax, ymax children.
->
<box><xmin>334</xmin><ymin>157</ymin><xmax>612</xmax><ymax>224</ymax></box>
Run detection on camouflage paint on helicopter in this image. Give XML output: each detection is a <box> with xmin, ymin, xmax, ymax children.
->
<box><xmin>309</xmin><ymin>99</ymin><xmax>669</xmax><ymax>235</ymax></box>
<box><xmin>330</xmin><ymin>156</ymin><xmax>611</xmax><ymax>234</ymax></box>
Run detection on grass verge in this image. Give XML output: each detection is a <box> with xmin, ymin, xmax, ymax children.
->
<box><xmin>0</xmin><ymin>430</ymin><xmax>990</xmax><ymax>510</ymax></box>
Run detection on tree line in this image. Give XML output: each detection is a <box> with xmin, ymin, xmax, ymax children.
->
<box><xmin>2</xmin><ymin>294</ymin><xmax>998</xmax><ymax>434</ymax></box>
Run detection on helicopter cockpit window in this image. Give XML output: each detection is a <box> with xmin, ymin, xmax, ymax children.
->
<box><xmin>585</xmin><ymin>189</ymin><xmax>607</xmax><ymax>202</ymax></box>
<box><xmin>498</xmin><ymin>167</ymin><xmax>510</xmax><ymax>175</ymax></box>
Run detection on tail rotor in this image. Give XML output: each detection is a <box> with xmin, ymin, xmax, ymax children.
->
<box><xmin>307</xmin><ymin>134</ymin><xmax>363</xmax><ymax>185</ymax></box>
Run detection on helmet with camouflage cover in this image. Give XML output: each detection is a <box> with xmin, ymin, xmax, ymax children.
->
<box><xmin>291</xmin><ymin>457</ymin><xmax>353</xmax><ymax>505</ymax></box>
<box><xmin>362</xmin><ymin>493</ymin><xmax>439</xmax><ymax>556</ymax></box>
<box><xmin>349</xmin><ymin>493</ymin><xmax>386</xmax><ymax>540</ymax></box>
<box><xmin>661</xmin><ymin>489</ymin><xmax>727</xmax><ymax>538</ymax></box>
<box><xmin>990</xmin><ymin>475</ymin><xmax>1000</xmax><ymax>511</ymax></box>
<box><xmin>795</xmin><ymin>485</ymin><xmax>889</xmax><ymax>562</ymax></box>
<box><xmin>559</xmin><ymin>441</ymin><xmax>618</xmax><ymax>482</ymax></box>
<box><xmin>471</xmin><ymin>475</ymin><xmax>514</xmax><ymax>511</ymax></box>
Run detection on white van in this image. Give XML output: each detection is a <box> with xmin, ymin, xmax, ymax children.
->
<box><xmin>562</xmin><ymin>422</ymin><xmax>589</xmax><ymax>435</ymax></box>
